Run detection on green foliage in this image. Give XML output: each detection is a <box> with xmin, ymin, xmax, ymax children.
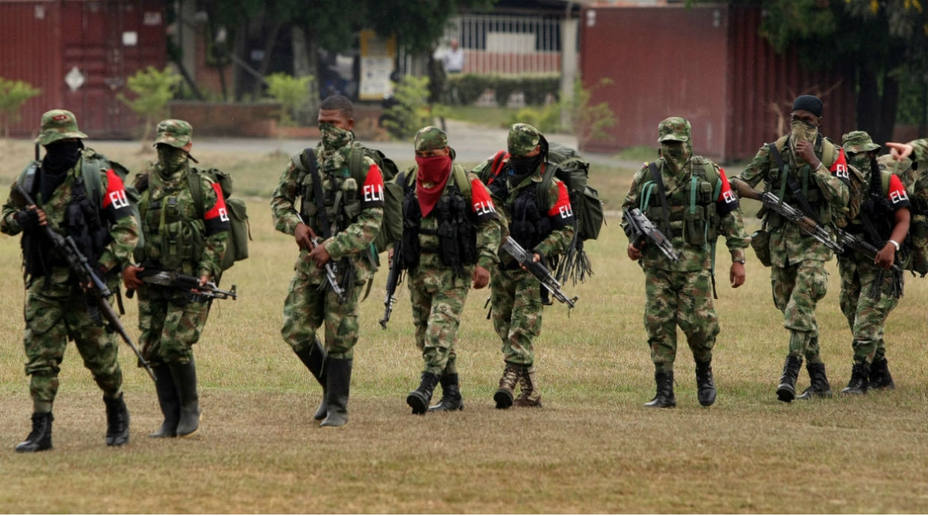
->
<box><xmin>446</xmin><ymin>74</ymin><xmax>560</xmax><ymax>106</ymax></box>
<box><xmin>508</xmin><ymin>104</ymin><xmax>561</xmax><ymax>133</ymax></box>
<box><xmin>264</xmin><ymin>73</ymin><xmax>313</xmax><ymax>126</ymax></box>
<box><xmin>569</xmin><ymin>77</ymin><xmax>616</xmax><ymax>142</ymax></box>
<box><xmin>383</xmin><ymin>75</ymin><xmax>433</xmax><ymax>140</ymax></box>
<box><xmin>0</xmin><ymin>77</ymin><xmax>41</xmax><ymax>138</ymax></box>
<box><xmin>118</xmin><ymin>66</ymin><xmax>181</xmax><ymax>145</ymax></box>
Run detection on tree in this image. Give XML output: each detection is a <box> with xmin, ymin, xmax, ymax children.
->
<box><xmin>117</xmin><ymin>66</ymin><xmax>182</xmax><ymax>148</ymax></box>
<box><xmin>265</xmin><ymin>72</ymin><xmax>314</xmax><ymax>125</ymax></box>
<box><xmin>737</xmin><ymin>0</ymin><xmax>928</xmax><ymax>144</ymax></box>
<box><xmin>0</xmin><ymin>78</ymin><xmax>41</xmax><ymax>139</ymax></box>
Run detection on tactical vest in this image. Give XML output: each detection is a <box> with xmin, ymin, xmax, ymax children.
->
<box><xmin>19</xmin><ymin>157</ymin><xmax>110</xmax><ymax>281</ymax></box>
<box><xmin>298</xmin><ymin>150</ymin><xmax>365</xmax><ymax>240</ymax></box>
<box><xmin>638</xmin><ymin>157</ymin><xmax>721</xmax><ymax>248</ymax></box>
<box><xmin>401</xmin><ymin>165</ymin><xmax>478</xmax><ymax>276</ymax></box>
<box><xmin>765</xmin><ymin>135</ymin><xmax>838</xmax><ymax>228</ymax></box>
<box><xmin>137</xmin><ymin>168</ymin><xmax>205</xmax><ymax>274</ymax></box>
<box><xmin>845</xmin><ymin>159</ymin><xmax>896</xmax><ymax>246</ymax></box>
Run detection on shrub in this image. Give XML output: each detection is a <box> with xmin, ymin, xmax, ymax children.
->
<box><xmin>383</xmin><ymin>75</ymin><xmax>432</xmax><ymax>140</ymax></box>
<box><xmin>0</xmin><ymin>78</ymin><xmax>41</xmax><ymax>139</ymax></box>
<box><xmin>118</xmin><ymin>66</ymin><xmax>182</xmax><ymax>145</ymax></box>
<box><xmin>265</xmin><ymin>73</ymin><xmax>313</xmax><ymax>126</ymax></box>
<box><xmin>446</xmin><ymin>73</ymin><xmax>560</xmax><ymax>106</ymax></box>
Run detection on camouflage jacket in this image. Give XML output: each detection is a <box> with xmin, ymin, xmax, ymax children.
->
<box><xmin>137</xmin><ymin>162</ymin><xmax>230</xmax><ymax>279</ymax></box>
<box><xmin>623</xmin><ymin>156</ymin><xmax>748</xmax><ymax>272</ymax></box>
<box><xmin>487</xmin><ymin>163</ymin><xmax>575</xmax><ymax>266</ymax></box>
<box><xmin>737</xmin><ymin>135</ymin><xmax>849</xmax><ymax>267</ymax></box>
<box><xmin>1</xmin><ymin>149</ymin><xmax>140</xmax><ymax>285</ymax></box>
<box><xmin>271</xmin><ymin>142</ymin><xmax>385</xmax><ymax>284</ymax></box>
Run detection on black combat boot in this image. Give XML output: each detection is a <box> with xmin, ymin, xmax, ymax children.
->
<box><xmin>428</xmin><ymin>373</ymin><xmax>463</xmax><ymax>412</ymax></box>
<box><xmin>15</xmin><ymin>412</ymin><xmax>53</xmax><ymax>453</ymax></box>
<box><xmin>295</xmin><ymin>339</ymin><xmax>328</xmax><ymax>420</ymax></box>
<box><xmin>150</xmin><ymin>364</ymin><xmax>179</xmax><ymax>438</ymax></box>
<box><xmin>169</xmin><ymin>359</ymin><xmax>200</xmax><ymax>437</ymax></box>
<box><xmin>103</xmin><ymin>393</ymin><xmax>130</xmax><ymax>446</ymax></box>
<box><xmin>797</xmin><ymin>362</ymin><xmax>832</xmax><ymax>400</ymax></box>
<box><xmin>841</xmin><ymin>362</ymin><xmax>870</xmax><ymax>395</ymax></box>
<box><xmin>695</xmin><ymin>360</ymin><xmax>716</xmax><ymax>407</ymax></box>
<box><xmin>407</xmin><ymin>372</ymin><xmax>441</xmax><ymax>415</ymax></box>
<box><xmin>869</xmin><ymin>357</ymin><xmax>895</xmax><ymax>390</ymax></box>
<box><xmin>644</xmin><ymin>370</ymin><xmax>676</xmax><ymax>408</ymax></box>
<box><xmin>494</xmin><ymin>363</ymin><xmax>521</xmax><ymax>409</ymax></box>
<box><xmin>776</xmin><ymin>355</ymin><xmax>803</xmax><ymax>403</ymax></box>
<box><xmin>320</xmin><ymin>358</ymin><xmax>352</xmax><ymax>427</ymax></box>
<box><xmin>514</xmin><ymin>366</ymin><xmax>542</xmax><ymax>407</ymax></box>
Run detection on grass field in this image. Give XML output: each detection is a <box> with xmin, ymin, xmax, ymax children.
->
<box><xmin>1</xmin><ymin>140</ymin><xmax>927</xmax><ymax>513</ymax></box>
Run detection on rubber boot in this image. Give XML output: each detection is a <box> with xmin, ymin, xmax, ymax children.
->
<box><xmin>103</xmin><ymin>393</ymin><xmax>130</xmax><ymax>446</ymax></box>
<box><xmin>295</xmin><ymin>338</ymin><xmax>327</xmax><ymax>420</ymax></box>
<box><xmin>644</xmin><ymin>370</ymin><xmax>676</xmax><ymax>408</ymax></box>
<box><xmin>797</xmin><ymin>362</ymin><xmax>832</xmax><ymax>400</ymax></box>
<box><xmin>14</xmin><ymin>412</ymin><xmax>53</xmax><ymax>453</ymax></box>
<box><xmin>494</xmin><ymin>363</ymin><xmax>521</xmax><ymax>409</ymax></box>
<box><xmin>150</xmin><ymin>364</ymin><xmax>179</xmax><ymax>438</ymax></box>
<box><xmin>695</xmin><ymin>360</ymin><xmax>716</xmax><ymax>407</ymax></box>
<box><xmin>407</xmin><ymin>372</ymin><xmax>441</xmax><ymax>415</ymax></box>
<box><xmin>514</xmin><ymin>366</ymin><xmax>542</xmax><ymax>407</ymax></box>
<box><xmin>428</xmin><ymin>373</ymin><xmax>463</xmax><ymax>412</ymax></box>
<box><xmin>869</xmin><ymin>357</ymin><xmax>895</xmax><ymax>390</ymax></box>
<box><xmin>169</xmin><ymin>359</ymin><xmax>200</xmax><ymax>437</ymax></box>
<box><xmin>841</xmin><ymin>362</ymin><xmax>870</xmax><ymax>395</ymax></box>
<box><xmin>776</xmin><ymin>355</ymin><xmax>802</xmax><ymax>403</ymax></box>
<box><xmin>320</xmin><ymin>358</ymin><xmax>352</xmax><ymax>427</ymax></box>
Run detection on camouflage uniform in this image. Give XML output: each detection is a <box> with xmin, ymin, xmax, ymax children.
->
<box><xmin>133</xmin><ymin>120</ymin><xmax>230</xmax><ymax>438</ymax></box>
<box><xmin>736</xmin><ymin>95</ymin><xmax>850</xmax><ymax>402</ymax></box>
<box><xmin>271</xmin><ymin>121</ymin><xmax>385</xmax><ymax>427</ymax></box>
<box><xmin>622</xmin><ymin>117</ymin><xmax>747</xmax><ymax>407</ymax></box>
<box><xmin>401</xmin><ymin>127</ymin><xmax>502</xmax><ymax>414</ymax></box>
<box><xmin>483</xmin><ymin>123</ymin><xmax>575</xmax><ymax>409</ymax></box>
<box><xmin>836</xmin><ymin>131</ymin><xmax>909</xmax><ymax>394</ymax></box>
<box><xmin>1</xmin><ymin>109</ymin><xmax>139</xmax><ymax>451</ymax></box>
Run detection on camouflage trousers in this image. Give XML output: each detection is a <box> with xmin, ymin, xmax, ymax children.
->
<box><xmin>22</xmin><ymin>278</ymin><xmax>123</xmax><ymax>407</ymax></box>
<box><xmin>643</xmin><ymin>268</ymin><xmax>719</xmax><ymax>373</ymax></box>
<box><xmin>491</xmin><ymin>267</ymin><xmax>541</xmax><ymax>366</ymax></box>
<box><xmin>771</xmin><ymin>260</ymin><xmax>828</xmax><ymax>362</ymax></box>
<box><xmin>408</xmin><ymin>266</ymin><xmax>470</xmax><ymax>376</ymax></box>
<box><xmin>837</xmin><ymin>256</ymin><xmax>901</xmax><ymax>364</ymax></box>
<box><xmin>138</xmin><ymin>287</ymin><xmax>211</xmax><ymax>366</ymax></box>
<box><xmin>281</xmin><ymin>264</ymin><xmax>363</xmax><ymax>360</ymax></box>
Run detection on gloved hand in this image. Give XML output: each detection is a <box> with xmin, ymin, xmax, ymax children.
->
<box><xmin>14</xmin><ymin>209</ymin><xmax>41</xmax><ymax>233</ymax></box>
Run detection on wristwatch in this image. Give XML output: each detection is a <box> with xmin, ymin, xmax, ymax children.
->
<box><xmin>733</xmin><ymin>257</ymin><xmax>746</xmax><ymax>264</ymax></box>
<box><xmin>888</xmin><ymin>239</ymin><xmax>900</xmax><ymax>251</ymax></box>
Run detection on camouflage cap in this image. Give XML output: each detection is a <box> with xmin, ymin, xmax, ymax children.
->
<box><xmin>154</xmin><ymin>119</ymin><xmax>193</xmax><ymax>149</ymax></box>
<box><xmin>842</xmin><ymin>130</ymin><xmax>881</xmax><ymax>154</ymax></box>
<box><xmin>414</xmin><ymin>126</ymin><xmax>448</xmax><ymax>152</ymax></box>
<box><xmin>657</xmin><ymin>116</ymin><xmax>691</xmax><ymax>143</ymax></box>
<box><xmin>508</xmin><ymin>123</ymin><xmax>542</xmax><ymax>156</ymax></box>
<box><xmin>36</xmin><ymin>109</ymin><xmax>88</xmax><ymax>146</ymax></box>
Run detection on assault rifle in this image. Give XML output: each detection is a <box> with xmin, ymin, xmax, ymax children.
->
<box><xmin>296</xmin><ymin>214</ymin><xmax>346</xmax><ymax>304</ymax></box>
<box><xmin>379</xmin><ymin>240</ymin><xmax>403</xmax><ymax>329</ymax></box>
<box><xmin>128</xmin><ymin>270</ymin><xmax>238</xmax><ymax>300</ymax></box>
<box><xmin>833</xmin><ymin>228</ymin><xmax>902</xmax><ymax>273</ymax></box>
<box><xmin>500</xmin><ymin>236</ymin><xmax>577</xmax><ymax>309</ymax></box>
<box><xmin>622</xmin><ymin>208</ymin><xmax>680</xmax><ymax>262</ymax></box>
<box><xmin>11</xmin><ymin>183</ymin><xmax>156</xmax><ymax>382</ymax></box>
<box><xmin>731</xmin><ymin>178</ymin><xmax>842</xmax><ymax>254</ymax></box>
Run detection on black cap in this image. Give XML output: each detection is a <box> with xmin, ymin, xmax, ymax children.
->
<box><xmin>792</xmin><ymin>95</ymin><xmax>823</xmax><ymax>117</ymax></box>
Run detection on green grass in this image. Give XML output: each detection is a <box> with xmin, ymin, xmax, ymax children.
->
<box><xmin>0</xmin><ymin>140</ymin><xmax>927</xmax><ymax>512</ymax></box>
<box><xmin>436</xmin><ymin>104</ymin><xmax>522</xmax><ymax>129</ymax></box>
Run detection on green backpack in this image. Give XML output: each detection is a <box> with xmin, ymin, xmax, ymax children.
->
<box><xmin>78</xmin><ymin>150</ymin><xmax>145</xmax><ymax>252</ymax></box>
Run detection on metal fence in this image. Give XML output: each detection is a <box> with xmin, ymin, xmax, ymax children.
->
<box><xmin>443</xmin><ymin>14</ymin><xmax>563</xmax><ymax>75</ymax></box>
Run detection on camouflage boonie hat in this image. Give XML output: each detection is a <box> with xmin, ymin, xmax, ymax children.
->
<box><xmin>508</xmin><ymin>123</ymin><xmax>542</xmax><ymax>156</ymax></box>
<box><xmin>414</xmin><ymin>126</ymin><xmax>448</xmax><ymax>152</ymax></box>
<box><xmin>657</xmin><ymin>116</ymin><xmax>691</xmax><ymax>143</ymax></box>
<box><xmin>842</xmin><ymin>130</ymin><xmax>881</xmax><ymax>154</ymax></box>
<box><xmin>154</xmin><ymin>119</ymin><xmax>193</xmax><ymax>149</ymax></box>
<box><xmin>36</xmin><ymin>109</ymin><xmax>88</xmax><ymax>146</ymax></box>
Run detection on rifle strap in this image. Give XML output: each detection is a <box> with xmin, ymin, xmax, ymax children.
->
<box><xmin>302</xmin><ymin>148</ymin><xmax>332</xmax><ymax>239</ymax></box>
<box><xmin>648</xmin><ymin>162</ymin><xmax>672</xmax><ymax>236</ymax></box>
<box><xmin>769</xmin><ymin>142</ymin><xmax>818</xmax><ymax>222</ymax></box>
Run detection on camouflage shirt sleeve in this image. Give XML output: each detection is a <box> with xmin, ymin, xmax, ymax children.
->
<box><xmin>325</xmin><ymin>157</ymin><xmax>385</xmax><ymax>260</ymax></box>
<box><xmin>812</xmin><ymin>144</ymin><xmax>850</xmax><ymax>212</ymax></box>
<box><xmin>1</xmin><ymin>186</ymin><xmax>24</xmax><ymax>235</ymax></box>
<box><xmin>467</xmin><ymin>173</ymin><xmax>502</xmax><ymax>269</ymax></box>
<box><xmin>96</xmin><ymin>166</ymin><xmax>140</xmax><ymax>273</ymax></box>
<box><xmin>196</xmin><ymin>175</ymin><xmax>230</xmax><ymax>279</ymax></box>
<box><xmin>270</xmin><ymin>155</ymin><xmax>304</xmax><ymax>236</ymax></box>
<box><xmin>737</xmin><ymin>144</ymin><xmax>771</xmax><ymax>188</ymax></box>
<box><xmin>534</xmin><ymin>178</ymin><xmax>575</xmax><ymax>257</ymax></box>
<box><xmin>620</xmin><ymin>165</ymin><xmax>649</xmax><ymax>239</ymax></box>
<box><xmin>714</xmin><ymin>167</ymin><xmax>748</xmax><ymax>259</ymax></box>
<box><xmin>909</xmin><ymin>138</ymin><xmax>928</xmax><ymax>164</ymax></box>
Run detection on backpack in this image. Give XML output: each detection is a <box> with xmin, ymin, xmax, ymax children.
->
<box><xmin>136</xmin><ymin>166</ymin><xmax>250</xmax><ymax>271</ymax></box>
<box><xmin>78</xmin><ymin>150</ymin><xmax>145</xmax><ymax>252</ymax></box>
<box><xmin>299</xmin><ymin>143</ymin><xmax>402</xmax><ymax>256</ymax></box>
<box><xmin>877</xmin><ymin>154</ymin><xmax>928</xmax><ymax>276</ymax></box>
<box><xmin>478</xmin><ymin>143</ymin><xmax>604</xmax><ymax>283</ymax></box>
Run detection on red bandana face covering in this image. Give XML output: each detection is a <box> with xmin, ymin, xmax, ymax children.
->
<box><xmin>415</xmin><ymin>154</ymin><xmax>452</xmax><ymax>217</ymax></box>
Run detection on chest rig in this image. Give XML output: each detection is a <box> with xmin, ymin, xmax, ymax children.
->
<box><xmin>400</xmin><ymin>166</ymin><xmax>478</xmax><ymax>277</ymax></box>
<box><xmin>298</xmin><ymin>149</ymin><xmax>362</xmax><ymax>239</ymax></box>
<box><xmin>765</xmin><ymin>135</ymin><xmax>836</xmax><ymax>228</ymax></box>
<box><xmin>138</xmin><ymin>168</ymin><xmax>204</xmax><ymax>273</ymax></box>
<box><xmin>638</xmin><ymin>158</ymin><xmax>721</xmax><ymax>248</ymax></box>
